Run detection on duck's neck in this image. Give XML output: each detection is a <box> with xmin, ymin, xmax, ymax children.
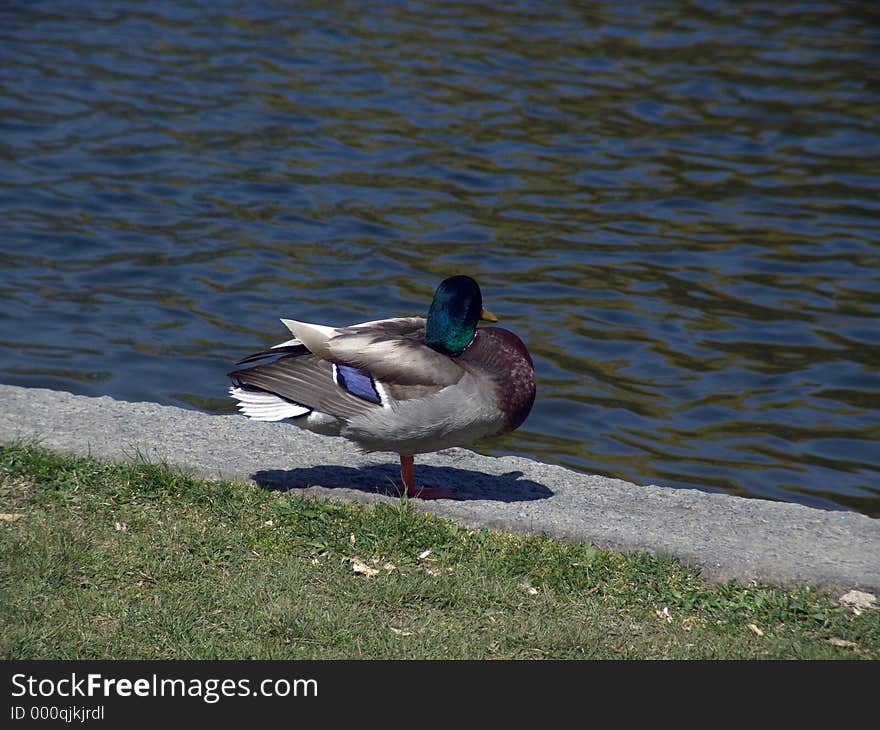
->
<box><xmin>425</xmin><ymin>309</ymin><xmax>476</xmax><ymax>357</ymax></box>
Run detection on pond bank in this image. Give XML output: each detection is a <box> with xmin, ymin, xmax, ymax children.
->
<box><xmin>1</xmin><ymin>384</ymin><xmax>877</xmax><ymax>593</ymax></box>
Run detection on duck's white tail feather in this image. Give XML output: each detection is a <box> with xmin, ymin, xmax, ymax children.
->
<box><xmin>229</xmin><ymin>386</ymin><xmax>310</xmax><ymax>421</ymax></box>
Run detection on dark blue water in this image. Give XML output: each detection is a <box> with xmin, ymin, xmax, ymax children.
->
<box><xmin>2</xmin><ymin>1</ymin><xmax>879</xmax><ymax>515</ymax></box>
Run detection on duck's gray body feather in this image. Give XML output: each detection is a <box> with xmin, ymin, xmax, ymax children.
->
<box><xmin>343</xmin><ymin>371</ymin><xmax>505</xmax><ymax>454</ymax></box>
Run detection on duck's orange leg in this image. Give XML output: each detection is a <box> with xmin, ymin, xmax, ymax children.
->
<box><xmin>400</xmin><ymin>454</ymin><xmax>416</xmax><ymax>494</ymax></box>
<box><xmin>398</xmin><ymin>454</ymin><xmax>455</xmax><ymax>500</ymax></box>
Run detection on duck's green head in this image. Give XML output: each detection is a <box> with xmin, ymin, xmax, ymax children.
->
<box><xmin>425</xmin><ymin>275</ymin><xmax>497</xmax><ymax>356</ymax></box>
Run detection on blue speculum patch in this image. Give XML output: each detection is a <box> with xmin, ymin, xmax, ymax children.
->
<box><xmin>335</xmin><ymin>364</ymin><xmax>382</xmax><ymax>404</ymax></box>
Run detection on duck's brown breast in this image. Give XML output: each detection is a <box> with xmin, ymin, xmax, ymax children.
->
<box><xmin>459</xmin><ymin>327</ymin><xmax>536</xmax><ymax>432</ymax></box>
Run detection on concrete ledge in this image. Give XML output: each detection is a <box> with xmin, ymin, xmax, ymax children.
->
<box><xmin>1</xmin><ymin>384</ymin><xmax>878</xmax><ymax>593</ymax></box>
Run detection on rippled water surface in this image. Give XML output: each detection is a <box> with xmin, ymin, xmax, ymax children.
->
<box><xmin>2</xmin><ymin>1</ymin><xmax>879</xmax><ymax>515</ymax></box>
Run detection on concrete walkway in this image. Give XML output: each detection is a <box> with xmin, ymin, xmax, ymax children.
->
<box><xmin>1</xmin><ymin>384</ymin><xmax>878</xmax><ymax>593</ymax></box>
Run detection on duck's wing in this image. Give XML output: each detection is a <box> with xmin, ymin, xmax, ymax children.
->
<box><xmin>282</xmin><ymin>317</ymin><xmax>466</xmax><ymax>388</ymax></box>
<box><xmin>229</xmin><ymin>352</ymin><xmax>383</xmax><ymax>420</ymax></box>
<box><xmin>230</xmin><ymin>316</ymin><xmax>471</xmax><ymax>423</ymax></box>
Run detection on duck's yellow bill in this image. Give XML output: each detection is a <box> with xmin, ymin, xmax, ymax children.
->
<box><xmin>480</xmin><ymin>307</ymin><xmax>498</xmax><ymax>323</ymax></box>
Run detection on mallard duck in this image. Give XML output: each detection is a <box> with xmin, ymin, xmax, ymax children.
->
<box><xmin>228</xmin><ymin>275</ymin><xmax>535</xmax><ymax>499</ymax></box>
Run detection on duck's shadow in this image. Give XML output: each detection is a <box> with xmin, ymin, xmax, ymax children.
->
<box><xmin>253</xmin><ymin>463</ymin><xmax>552</xmax><ymax>503</ymax></box>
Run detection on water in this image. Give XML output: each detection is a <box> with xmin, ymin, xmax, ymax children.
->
<box><xmin>1</xmin><ymin>1</ymin><xmax>879</xmax><ymax>516</ymax></box>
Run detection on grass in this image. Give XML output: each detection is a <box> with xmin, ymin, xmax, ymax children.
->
<box><xmin>0</xmin><ymin>441</ymin><xmax>877</xmax><ymax>659</ymax></box>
